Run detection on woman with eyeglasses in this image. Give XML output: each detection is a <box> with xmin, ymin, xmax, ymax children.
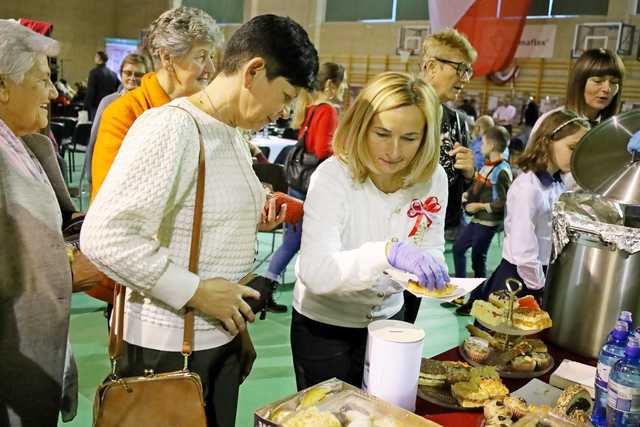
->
<box><xmin>91</xmin><ymin>6</ymin><xmax>224</xmax><ymax>202</ymax></box>
<box><xmin>86</xmin><ymin>6</ymin><xmax>224</xmax><ymax>307</ymax></box>
<box><xmin>407</xmin><ymin>28</ymin><xmax>476</xmax><ymax>323</ymax></box>
<box><xmin>459</xmin><ymin>110</ymin><xmax>590</xmax><ymax>308</ymax></box>
<box><xmin>84</xmin><ymin>53</ymin><xmax>149</xmax><ymax>197</ymax></box>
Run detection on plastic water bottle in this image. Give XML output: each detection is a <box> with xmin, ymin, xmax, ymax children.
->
<box><xmin>607</xmin><ymin>336</ymin><xmax>640</xmax><ymax>426</ymax></box>
<box><xmin>592</xmin><ymin>321</ymin><xmax>629</xmax><ymax>426</ymax></box>
<box><xmin>607</xmin><ymin>312</ymin><xmax>633</xmax><ymax>341</ymax></box>
<box><xmin>620</xmin><ymin>311</ymin><xmax>634</xmax><ymax>332</ymax></box>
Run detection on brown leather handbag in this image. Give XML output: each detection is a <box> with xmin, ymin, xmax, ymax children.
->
<box><xmin>93</xmin><ymin>108</ymin><xmax>208</xmax><ymax>427</ymax></box>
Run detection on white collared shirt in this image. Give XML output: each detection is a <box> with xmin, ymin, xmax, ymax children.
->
<box><xmin>502</xmin><ymin>171</ymin><xmax>565</xmax><ymax>290</ymax></box>
<box><xmin>293</xmin><ymin>157</ymin><xmax>448</xmax><ymax>328</ymax></box>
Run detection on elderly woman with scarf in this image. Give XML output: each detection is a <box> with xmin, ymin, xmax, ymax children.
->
<box><xmin>0</xmin><ymin>20</ymin><xmax>78</xmax><ymax>426</ymax></box>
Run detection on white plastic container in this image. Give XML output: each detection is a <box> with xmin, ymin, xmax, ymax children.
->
<box><xmin>362</xmin><ymin>319</ymin><xmax>425</xmax><ymax>411</ymax></box>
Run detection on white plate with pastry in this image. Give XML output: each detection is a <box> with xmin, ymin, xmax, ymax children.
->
<box><xmin>384</xmin><ymin>269</ymin><xmax>485</xmax><ymax>302</ymax></box>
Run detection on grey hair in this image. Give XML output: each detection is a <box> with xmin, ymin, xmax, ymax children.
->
<box><xmin>144</xmin><ymin>7</ymin><xmax>224</xmax><ymax>60</ymax></box>
<box><xmin>0</xmin><ymin>19</ymin><xmax>60</xmax><ymax>83</ymax></box>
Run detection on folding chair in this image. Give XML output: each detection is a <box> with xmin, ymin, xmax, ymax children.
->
<box><xmin>252</xmin><ymin>163</ymin><xmax>289</xmax><ymax>270</ymax></box>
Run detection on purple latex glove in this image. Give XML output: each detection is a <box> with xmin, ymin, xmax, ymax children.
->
<box><xmin>628</xmin><ymin>130</ymin><xmax>640</xmax><ymax>155</ymax></box>
<box><xmin>387</xmin><ymin>241</ymin><xmax>450</xmax><ymax>291</ymax></box>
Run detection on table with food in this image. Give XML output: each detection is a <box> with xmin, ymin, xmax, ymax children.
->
<box><xmin>252</xmin><ymin>111</ymin><xmax>640</xmax><ymax>427</ymax></box>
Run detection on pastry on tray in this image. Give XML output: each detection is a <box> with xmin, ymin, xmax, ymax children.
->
<box><xmin>503</xmin><ymin>396</ymin><xmax>528</xmax><ymax>418</ymax></box>
<box><xmin>451</xmin><ymin>381</ymin><xmax>490</xmax><ymax>408</ymax></box>
<box><xmin>445</xmin><ymin>362</ymin><xmax>472</xmax><ymax>384</ymax></box>
<box><xmin>509</xmin><ymin>356</ymin><xmax>536</xmax><ymax>372</ymax></box>
<box><xmin>406</xmin><ymin>281</ymin><xmax>458</xmax><ymax>298</ymax></box>
<box><xmin>489</xmin><ymin>290</ymin><xmax>519</xmax><ymax>310</ymax></box>
<box><xmin>419</xmin><ymin>359</ymin><xmax>447</xmax><ymax>387</ymax></box>
<box><xmin>471</xmin><ymin>300</ymin><xmax>506</xmax><ymax>326</ymax></box>
<box><xmin>464</xmin><ymin>325</ymin><xmax>553</xmax><ymax>374</ymax></box>
<box><xmin>554</xmin><ymin>384</ymin><xmax>593</xmax><ymax>423</ymax></box>
<box><xmin>463</xmin><ymin>337</ymin><xmax>491</xmax><ymax>363</ymax></box>
<box><xmin>282</xmin><ymin>407</ymin><xmax>341</xmax><ymax>427</ymax></box>
<box><xmin>512</xmin><ymin>307</ymin><xmax>553</xmax><ymax>330</ymax></box>
<box><xmin>484</xmin><ymin>398</ymin><xmax>510</xmax><ymax>420</ymax></box>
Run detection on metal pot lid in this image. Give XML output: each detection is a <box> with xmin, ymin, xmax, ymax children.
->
<box><xmin>572</xmin><ymin>109</ymin><xmax>640</xmax><ymax>205</ymax></box>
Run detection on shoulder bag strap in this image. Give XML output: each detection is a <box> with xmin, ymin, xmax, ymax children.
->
<box><xmin>108</xmin><ymin>104</ymin><xmax>205</xmax><ymax>366</ymax></box>
<box><xmin>299</xmin><ymin>105</ymin><xmax>321</xmax><ymax>143</ymax></box>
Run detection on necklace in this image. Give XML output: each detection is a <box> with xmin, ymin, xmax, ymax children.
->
<box><xmin>201</xmin><ymin>89</ymin><xmax>236</xmax><ymax>127</ymax></box>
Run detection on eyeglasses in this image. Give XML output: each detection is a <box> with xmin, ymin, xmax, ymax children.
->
<box><xmin>122</xmin><ymin>70</ymin><xmax>145</xmax><ymax>79</ymax></box>
<box><xmin>433</xmin><ymin>57</ymin><xmax>474</xmax><ymax>81</ymax></box>
<box><xmin>548</xmin><ymin>115</ymin><xmax>591</xmax><ymax>139</ymax></box>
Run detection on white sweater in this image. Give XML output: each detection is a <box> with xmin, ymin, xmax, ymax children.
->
<box><xmin>80</xmin><ymin>98</ymin><xmax>266</xmax><ymax>351</ymax></box>
<box><xmin>294</xmin><ymin>157</ymin><xmax>448</xmax><ymax>328</ymax></box>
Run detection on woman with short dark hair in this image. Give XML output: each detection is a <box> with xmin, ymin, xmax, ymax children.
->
<box><xmin>81</xmin><ymin>14</ymin><xmax>318</xmax><ymax>427</ymax></box>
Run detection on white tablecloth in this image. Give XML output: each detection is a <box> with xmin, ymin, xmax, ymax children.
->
<box><xmin>251</xmin><ymin>135</ymin><xmax>297</xmax><ymax>163</ymax></box>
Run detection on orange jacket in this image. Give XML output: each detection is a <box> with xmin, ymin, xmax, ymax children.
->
<box><xmin>87</xmin><ymin>72</ymin><xmax>169</xmax><ymax>303</ymax></box>
<box><xmin>91</xmin><ymin>72</ymin><xmax>170</xmax><ymax>201</ymax></box>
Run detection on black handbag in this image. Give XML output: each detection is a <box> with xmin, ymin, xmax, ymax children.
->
<box><xmin>285</xmin><ymin>105</ymin><xmax>321</xmax><ymax>193</ymax></box>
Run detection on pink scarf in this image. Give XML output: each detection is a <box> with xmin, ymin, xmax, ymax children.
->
<box><xmin>0</xmin><ymin>118</ymin><xmax>48</xmax><ymax>183</ymax></box>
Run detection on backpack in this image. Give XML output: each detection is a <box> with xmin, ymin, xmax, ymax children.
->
<box><xmin>284</xmin><ymin>105</ymin><xmax>321</xmax><ymax>193</ymax></box>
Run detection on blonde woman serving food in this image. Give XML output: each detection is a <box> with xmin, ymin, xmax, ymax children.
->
<box><xmin>291</xmin><ymin>72</ymin><xmax>450</xmax><ymax>390</ymax></box>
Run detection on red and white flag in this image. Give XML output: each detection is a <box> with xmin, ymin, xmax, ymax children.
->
<box><xmin>429</xmin><ymin>0</ymin><xmax>532</xmax><ymax>77</ymax></box>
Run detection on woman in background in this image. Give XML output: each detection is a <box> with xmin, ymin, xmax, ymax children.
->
<box><xmin>263</xmin><ymin>62</ymin><xmax>346</xmax><ymax>313</ymax></box>
<box><xmin>531</xmin><ymin>49</ymin><xmax>624</xmax><ymax>138</ymax></box>
<box><xmin>87</xmin><ymin>6</ymin><xmax>224</xmax><ymax>306</ymax></box>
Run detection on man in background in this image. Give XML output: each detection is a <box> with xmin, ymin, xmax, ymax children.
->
<box><xmin>492</xmin><ymin>95</ymin><xmax>517</xmax><ymax>135</ymax></box>
<box><xmin>84</xmin><ymin>50</ymin><xmax>119</xmax><ymax>120</ymax></box>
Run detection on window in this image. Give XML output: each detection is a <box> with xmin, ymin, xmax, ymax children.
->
<box><xmin>325</xmin><ymin>0</ymin><xmax>428</xmax><ymax>22</ymax></box>
<box><xmin>397</xmin><ymin>0</ymin><xmax>429</xmax><ymax>21</ymax></box>
<box><xmin>182</xmin><ymin>0</ymin><xmax>244</xmax><ymax>24</ymax></box>
<box><xmin>552</xmin><ymin>0</ymin><xmax>608</xmax><ymax>15</ymax></box>
<box><xmin>528</xmin><ymin>0</ymin><xmax>609</xmax><ymax>17</ymax></box>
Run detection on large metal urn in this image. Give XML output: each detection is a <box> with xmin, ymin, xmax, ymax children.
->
<box><xmin>543</xmin><ymin>110</ymin><xmax>640</xmax><ymax>359</ymax></box>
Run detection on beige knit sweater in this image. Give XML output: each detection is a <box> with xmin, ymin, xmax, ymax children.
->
<box><xmin>81</xmin><ymin>98</ymin><xmax>266</xmax><ymax>351</ymax></box>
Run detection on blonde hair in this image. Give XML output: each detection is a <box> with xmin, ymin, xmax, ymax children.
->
<box><xmin>422</xmin><ymin>28</ymin><xmax>477</xmax><ymax>64</ymax></box>
<box><xmin>333</xmin><ymin>71</ymin><xmax>442</xmax><ymax>187</ymax></box>
<box><xmin>474</xmin><ymin>115</ymin><xmax>494</xmax><ymax>135</ymax></box>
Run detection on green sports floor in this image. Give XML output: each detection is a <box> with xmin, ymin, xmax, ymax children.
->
<box><xmin>58</xmin><ymin>155</ymin><xmax>503</xmax><ymax>426</ymax></box>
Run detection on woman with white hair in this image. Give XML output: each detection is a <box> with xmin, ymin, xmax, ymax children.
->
<box><xmin>91</xmin><ymin>6</ymin><xmax>224</xmax><ymax>201</ymax></box>
<box><xmin>88</xmin><ymin>6</ymin><xmax>224</xmax><ymax>305</ymax></box>
<box><xmin>0</xmin><ymin>19</ymin><xmax>78</xmax><ymax>426</ymax></box>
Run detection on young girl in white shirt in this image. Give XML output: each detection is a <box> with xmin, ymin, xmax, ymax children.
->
<box><xmin>291</xmin><ymin>72</ymin><xmax>449</xmax><ymax>390</ymax></box>
<box><xmin>458</xmin><ymin>110</ymin><xmax>589</xmax><ymax>314</ymax></box>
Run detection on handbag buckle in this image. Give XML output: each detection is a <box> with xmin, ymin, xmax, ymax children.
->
<box><xmin>110</xmin><ymin>359</ymin><xmax>118</xmax><ymax>380</ymax></box>
<box><xmin>182</xmin><ymin>352</ymin><xmax>189</xmax><ymax>371</ymax></box>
